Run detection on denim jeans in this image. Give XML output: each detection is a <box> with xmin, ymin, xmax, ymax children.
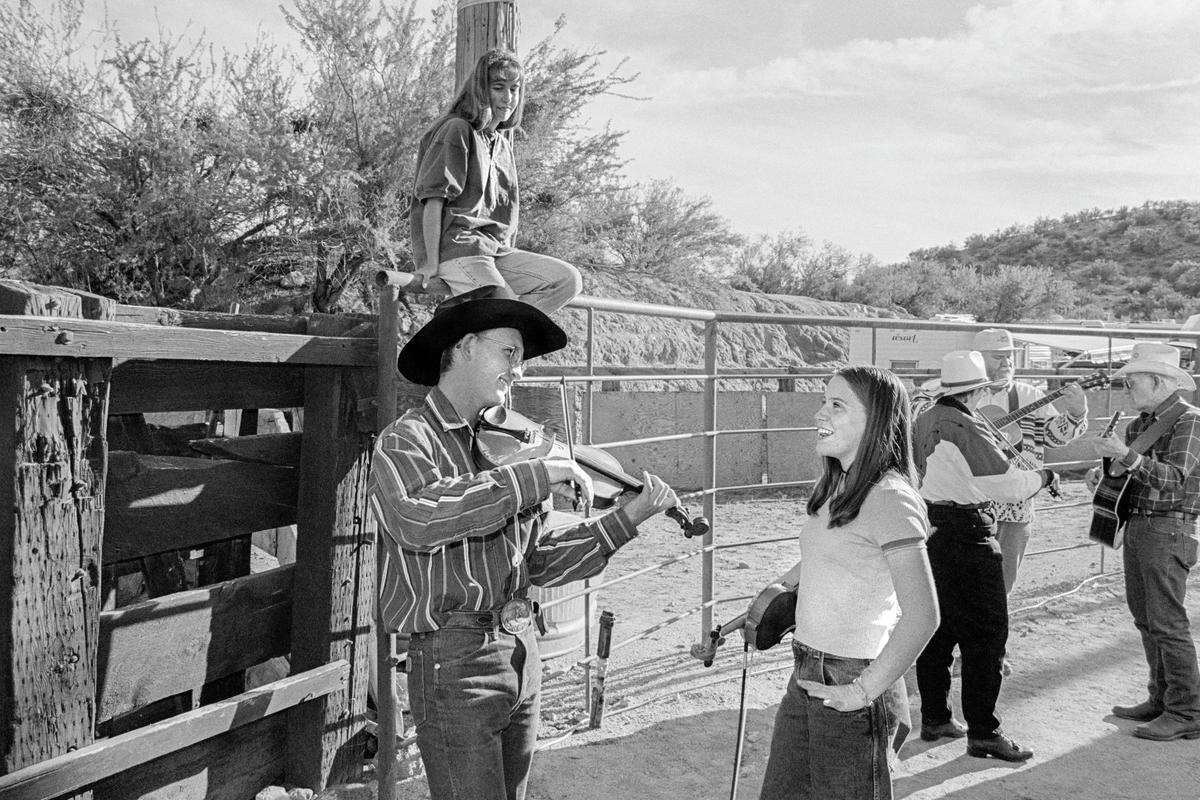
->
<box><xmin>1123</xmin><ymin>514</ymin><xmax>1200</xmax><ymax>720</ymax></box>
<box><xmin>438</xmin><ymin>250</ymin><xmax>582</xmax><ymax>315</ymax></box>
<box><xmin>916</xmin><ymin>507</ymin><xmax>1008</xmax><ymax>738</ymax></box>
<box><xmin>996</xmin><ymin>520</ymin><xmax>1033</xmax><ymax>596</ymax></box>
<box><xmin>759</xmin><ymin>642</ymin><xmax>909</xmax><ymax>800</ymax></box>
<box><xmin>406</xmin><ymin>626</ymin><xmax>542</xmax><ymax>800</ymax></box>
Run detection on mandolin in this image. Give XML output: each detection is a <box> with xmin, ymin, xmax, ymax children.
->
<box><xmin>977</xmin><ymin>371</ymin><xmax>1109</xmax><ymax>445</ymax></box>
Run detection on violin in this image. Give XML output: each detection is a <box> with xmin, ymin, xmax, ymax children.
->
<box><xmin>690</xmin><ymin>582</ymin><xmax>797</xmax><ymax>666</ymax></box>
<box><xmin>473</xmin><ymin>405</ymin><xmax>711</xmax><ymax>538</ymax></box>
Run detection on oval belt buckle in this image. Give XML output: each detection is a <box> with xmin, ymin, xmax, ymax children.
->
<box><xmin>499</xmin><ymin>598</ymin><xmax>532</xmax><ymax>635</ymax></box>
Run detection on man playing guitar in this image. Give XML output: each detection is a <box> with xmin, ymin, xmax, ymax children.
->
<box><xmin>972</xmin><ymin>329</ymin><xmax>1089</xmax><ymax>609</ymax></box>
<box><xmin>1087</xmin><ymin>342</ymin><xmax>1200</xmax><ymax>743</ymax></box>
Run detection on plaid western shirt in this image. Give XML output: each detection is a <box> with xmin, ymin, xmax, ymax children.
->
<box><xmin>1119</xmin><ymin>391</ymin><xmax>1200</xmax><ymax>517</ymax></box>
<box><xmin>368</xmin><ymin>388</ymin><xmax>638</xmax><ymax>634</ymax></box>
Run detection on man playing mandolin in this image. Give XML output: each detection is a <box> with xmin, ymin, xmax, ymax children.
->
<box><xmin>1088</xmin><ymin>342</ymin><xmax>1200</xmax><ymax>742</ymax></box>
<box><xmin>368</xmin><ymin>284</ymin><xmax>679</xmax><ymax>800</ymax></box>
<box><xmin>973</xmin><ymin>329</ymin><xmax>1089</xmax><ymax>607</ymax></box>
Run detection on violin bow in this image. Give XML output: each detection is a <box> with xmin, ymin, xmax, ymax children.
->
<box><xmin>558</xmin><ymin>378</ymin><xmax>587</xmax><ymax>512</ymax></box>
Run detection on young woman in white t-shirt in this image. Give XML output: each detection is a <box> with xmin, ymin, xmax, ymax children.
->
<box><xmin>758</xmin><ymin>365</ymin><xmax>940</xmax><ymax>800</ymax></box>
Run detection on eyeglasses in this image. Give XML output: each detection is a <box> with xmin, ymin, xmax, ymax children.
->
<box><xmin>475</xmin><ymin>335</ymin><xmax>525</xmax><ymax>369</ymax></box>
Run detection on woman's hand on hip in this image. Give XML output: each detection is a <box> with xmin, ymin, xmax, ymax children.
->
<box><xmin>797</xmin><ymin>679</ymin><xmax>868</xmax><ymax>713</ymax></box>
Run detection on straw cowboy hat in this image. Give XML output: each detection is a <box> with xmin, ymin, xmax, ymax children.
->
<box><xmin>925</xmin><ymin>350</ymin><xmax>997</xmax><ymax>398</ymax></box>
<box><xmin>397</xmin><ymin>284</ymin><xmax>567</xmax><ymax>386</ymax></box>
<box><xmin>972</xmin><ymin>328</ymin><xmax>1016</xmax><ymax>352</ymax></box>
<box><xmin>1110</xmin><ymin>341</ymin><xmax>1197</xmax><ymax>392</ymax></box>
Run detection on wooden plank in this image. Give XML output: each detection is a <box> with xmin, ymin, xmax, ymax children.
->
<box><xmin>114</xmin><ymin>305</ymin><xmax>376</xmax><ymax>338</ymax></box>
<box><xmin>109</xmin><ymin>361</ymin><xmax>305</xmax><ymax>414</ymax></box>
<box><xmin>285</xmin><ymin>366</ymin><xmax>374</xmax><ymax>789</ymax></box>
<box><xmin>188</xmin><ymin>432</ymin><xmax>302</xmax><ymax>466</ymax></box>
<box><xmin>0</xmin><ymin>279</ymin><xmax>114</xmax><ymax>320</ymax></box>
<box><xmin>0</xmin><ymin>285</ymin><xmax>111</xmax><ymax>780</ymax></box>
<box><xmin>0</xmin><ymin>314</ymin><xmax>375</xmax><ymax>365</ymax></box>
<box><xmin>113</xmin><ymin>305</ymin><xmax>310</xmax><ymax>333</ymax></box>
<box><xmin>96</xmin><ymin>566</ymin><xmax>294</xmax><ymax>723</ymax></box>
<box><xmin>0</xmin><ymin>662</ymin><xmax>347</xmax><ymax>800</ymax></box>
<box><xmin>104</xmin><ymin>452</ymin><xmax>298</xmax><ymax>561</ymax></box>
<box><xmin>93</xmin><ymin>713</ymin><xmax>286</xmax><ymax>800</ymax></box>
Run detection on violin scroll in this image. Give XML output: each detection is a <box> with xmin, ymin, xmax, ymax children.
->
<box><xmin>690</xmin><ymin>627</ymin><xmax>726</xmax><ymax>667</ymax></box>
<box><xmin>667</xmin><ymin>506</ymin><xmax>710</xmax><ymax>538</ymax></box>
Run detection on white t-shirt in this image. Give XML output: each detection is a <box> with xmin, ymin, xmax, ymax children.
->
<box><xmin>793</xmin><ymin>471</ymin><xmax>929</xmax><ymax>659</ymax></box>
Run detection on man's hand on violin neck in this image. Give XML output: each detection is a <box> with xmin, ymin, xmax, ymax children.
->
<box><xmin>544</xmin><ymin>458</ymin><xmax>594</xmax><ymax>507</ymax></box>
<box><xmin>622</xmin><ymin>472</ymin><xmax>680</xmax><ymax>526</ymax></box>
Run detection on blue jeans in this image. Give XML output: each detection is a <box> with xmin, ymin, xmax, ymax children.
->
<box><xmin>759</xmin><ymin>642</ymin><xmax>909</xmax><ymax>800</ymax></box>
<box><xmin>1123</xmin><ymin>514</ymin><xmax>1200</xmax><ymax>720</ymax></box>
<box><xmin>406</xmin><ymin>626</ymin><xmax>542</xmax><ymax>800</ymax></box>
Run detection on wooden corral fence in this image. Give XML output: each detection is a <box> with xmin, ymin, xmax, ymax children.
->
<box><xmin>0</xmin><ymin>279</ymin><xmax>415</xmax><ymax>800</ymax></box>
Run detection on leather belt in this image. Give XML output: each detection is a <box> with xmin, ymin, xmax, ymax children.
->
<box><xmin>1130</xmin><ymin>508</ymin><xmax>1198</xmax><ymax>522</ymax></box>
<box><xmin>927</xmin><ymin>501</ymin><xmax>989</xmax><ymax>511</ymax></box>
<box><xmin>439</xmin><ymin>598</ymin><xmax>543</xmax><ymax>635</ymax></box>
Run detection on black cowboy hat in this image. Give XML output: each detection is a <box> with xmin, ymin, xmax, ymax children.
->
<box><xmin>397</xmin><ymin>284</ymin><xmax>567</xmax><ymax>386</ymax></box>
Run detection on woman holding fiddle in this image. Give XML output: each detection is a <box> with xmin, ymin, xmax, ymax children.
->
<box><xmin>368</xmin><ymin>284</ymin><xmax>678</xmax><ymax>800</ymax></box>
<box><xmin>758</xmin><ymin>365</ymin><xmax>939</xmax><ymax>800</ymax></box>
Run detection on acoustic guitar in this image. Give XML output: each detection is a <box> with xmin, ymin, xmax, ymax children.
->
<box><xmin>978</xmin><ymin>371</ymin><xmax>1109</xmax><ymax>445</ymax></box>
<box><xmin>1088</xmin><ymin>413</ymin><xmax>1131</xmax><ymax>548</ymax></box>
<box><xmin>1088</xmin><ymin>404</ymin><xmax>1187</xmax><ymax>549</ymax></box>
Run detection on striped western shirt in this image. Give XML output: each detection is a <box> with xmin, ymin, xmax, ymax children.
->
<box><xmin>368</xmin><ymin>388</ymin><xmax>638</xmax><ymax>634</ymax></box>
<box><xmin>1118</xmin><ymin>392</ymin><xmax>1200</xmax><ymax>517</ymax></box>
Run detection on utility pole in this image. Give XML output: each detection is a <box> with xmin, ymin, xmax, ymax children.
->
<box><xmin>455</xmin><ymin>0</ymin><xmax>519</xmax><ymax>85</ymax></box>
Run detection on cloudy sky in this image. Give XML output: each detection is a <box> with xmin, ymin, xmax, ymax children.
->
<box><xmin>83</xmin><ymin>0</ymin><xmax>1200</xmax><ymax>263</ymax></box>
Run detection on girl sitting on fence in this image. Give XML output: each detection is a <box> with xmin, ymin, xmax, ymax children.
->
<box><xmin>757</xmin><ymin>365</ymin><xmax>939</xmax><ymax>800</ymax></box>
<box><xmin>410</xmin><ymin>48</ymin><xmax>582</xmax><ymax>315</ymax></box>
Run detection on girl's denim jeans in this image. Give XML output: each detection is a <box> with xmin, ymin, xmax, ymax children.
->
<box><xmin>760</xmin><ymin>642</ymin><xmax>909</xmax><ymax>800</ymax></box>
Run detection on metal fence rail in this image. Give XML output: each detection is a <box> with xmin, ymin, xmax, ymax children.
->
<box><xmin>374</xmin><ymin>269</ymin><xmax>1191</xmax><ymax>745</ymax></box>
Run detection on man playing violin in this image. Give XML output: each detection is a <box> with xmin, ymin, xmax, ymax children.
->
<box><xmin>973</xmin><ymin>328</ymin><xmax>1088</xmax><ymax>605</ymax></box>
<box><xmin>367</xmin><ymin>284</ymin><xmax>678</xmax><ymax>800</ymax></box>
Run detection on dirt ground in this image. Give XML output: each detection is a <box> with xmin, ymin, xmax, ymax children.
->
<box><xmin>322</xmin><ymin>480</ymin><xmax>1200</xmax><ymax>800</ymax></box>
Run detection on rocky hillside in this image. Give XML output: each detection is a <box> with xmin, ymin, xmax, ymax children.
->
<box><xmin>397</xmin><ymin>269</ymin><xmax>903</xmax><ymax>381</ymax></box>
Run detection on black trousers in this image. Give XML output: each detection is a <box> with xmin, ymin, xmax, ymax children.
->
<box><xmin>916</xmin><ymin>505</ymin><xmax>1009</xmax><ymax>738</ymax></box>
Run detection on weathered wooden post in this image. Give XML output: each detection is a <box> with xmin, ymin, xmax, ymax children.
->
<box><xmin>456</xmin><ymin>0</ymin><xmax>518</xmax><ymax>82</ymax></box>
<box><xmin>285</xmin><ymin>318</ymin><xmax>376</xmax><ymax>790</ymax></box>
<box><xmin>0</xmin><ymin>281</ymin><xmax>113</xmax><ymax>788</ymax></box>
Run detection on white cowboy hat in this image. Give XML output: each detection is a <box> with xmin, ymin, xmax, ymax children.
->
<box><xmin>926</xmin><ymin>350</ymin><xmax>998</xmax><ymax>398</ymax></box>
<box><xmin>1167</xmin><ymin>314</ymin><xmax>1200</xmax><ymax>351</ymax></box>
<box><xmin>1110</xmin><ymin>341</ymin><xmax>1196</xmax><ymax>392</ymax></box>
<box><xmin>972</xmin><ymin>328</ymin><xmax>1016</xmax><ymax>352</ymax></box>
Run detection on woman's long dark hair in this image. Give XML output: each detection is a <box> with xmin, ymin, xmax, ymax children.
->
<box><xmin>446</xmin><ymin>48</ymin><xmax>525</xmax><ymax>131</ymax></box>
<box><xmin>806</xmin><ymin>365</ymin><xmax>917</xmax><ymax>528</ymax></box>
